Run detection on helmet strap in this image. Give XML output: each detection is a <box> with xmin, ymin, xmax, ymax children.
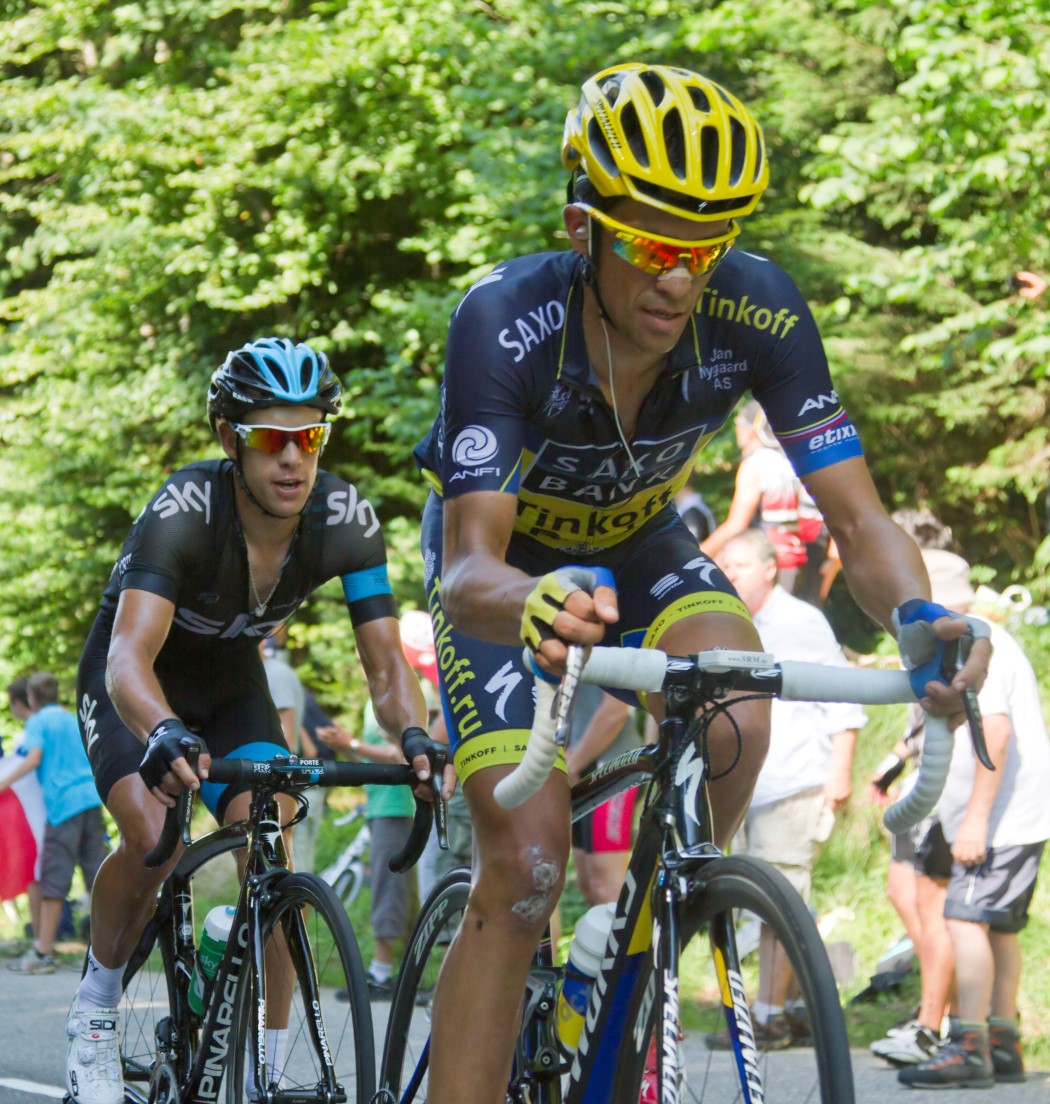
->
<box><xmin>232</xmin><ymin>441</ymin><xmax>305</xmax><ymax>521</ymax></box>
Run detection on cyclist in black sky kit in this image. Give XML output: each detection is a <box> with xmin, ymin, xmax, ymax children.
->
<box><xmin>412</xmin><ymin>63</ymin><xmax>990</xmax><ymax>1104</ymax></box>
<box><xmin>66</xmin><ymin>337</ymin><xmax>451</xmax><ymax>1104</ymax></box>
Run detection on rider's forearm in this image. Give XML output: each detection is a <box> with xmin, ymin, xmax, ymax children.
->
<box><xmin>831</xmin><ymin>513</ymin><xmax>930</xmax><ymax>632</ymax></box>
<box><xmin>106</xmin><ymin>647</ymin><xmax>179</xmax><ymax>742</ymax></box>
<box><xmin>441</xmin><ymin>550</ymin><xmax>537</xmax><ymax>646</ymax></box>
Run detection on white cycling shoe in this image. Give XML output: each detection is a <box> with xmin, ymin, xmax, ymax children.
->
<box><xmin>66</xmin><ymin>1006</ymin><xmax>123</xmax><ymax>1104</ymax></box>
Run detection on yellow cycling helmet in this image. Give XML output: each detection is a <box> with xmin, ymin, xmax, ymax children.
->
<box><xmin>562</xmin><ymin>63</ymin><xmax>768</xmax><ymax>222</ymax></box>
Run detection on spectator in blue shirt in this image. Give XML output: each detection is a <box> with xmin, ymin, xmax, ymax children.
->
<box><xmin>0</xmin><ymin>672</ymin><xmax>108</xmax><ymax>973</ymax></box>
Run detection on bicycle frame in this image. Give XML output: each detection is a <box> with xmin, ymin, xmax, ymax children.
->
<box><xmin>128</xmin><ymin>786</ymin><xmax>343</xmax><ymax>1103</ymax></box>
<box><xmin>498</xmin><ymin>709</ymin><xmax>725</xmax><ymax>1104</ymax></box>
<box><xmin>564</xmin><ymin>712</ymin><xmax>713</xmax><ymax>1104</ymax></box>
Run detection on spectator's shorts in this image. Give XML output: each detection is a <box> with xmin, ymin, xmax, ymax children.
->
<box><xmin>368</xmin><ymin>816</ymin><xmax>414</xmax><ymax>940</ymax></box>
<box><xmin>892</xmin><ymin>817</ymin><xmax>953</xmax><ymax>881</ymax></box>
<box><xmin>736</xmin><ymin>786</ymin><xmax>833</xmax><ymax>902</ymax></box>
<box><xmin>40</xmin><ymin>806</ymin><xmax>109</xmax><ymax>900</ymax></box>
<box><xmin>572</xmin><ymin>786</ymin><xmax>638</xmax><ymax>854</ymax></box>
<box><xmin>944</xmin><ymin>841</ymin><xmax>1045</xmax><ymax>933</ymax></box>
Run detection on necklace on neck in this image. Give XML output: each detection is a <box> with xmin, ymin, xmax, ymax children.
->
<box><xmin>246</xmin><ymin>554</ymin><xmax>281</xmax><ymax>617</ymax></box>
<box><xmin>242</xmin><ymin>518</ymin><xmax>300</xmax><ymax>618</ymax></box>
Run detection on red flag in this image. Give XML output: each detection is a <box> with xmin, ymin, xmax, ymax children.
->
<box><xmin>0</xmin><ymin>755</ymin><xmax>46</xmax><ymax>902</ymax></box>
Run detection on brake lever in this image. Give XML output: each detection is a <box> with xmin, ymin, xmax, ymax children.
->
<box><xmin>941</xmin><ymin>632</ymin><xmax>993</xmax><ymax>772</ymax></box>
<box><xmin>553</xmin><ymin>644</ymin><xmax>585</xmax><ymax>747</ymax></box>
<box><xmin>430</xmin><ymin>749</ymin><xmax>449</xmax><ymax>851</ymax></box>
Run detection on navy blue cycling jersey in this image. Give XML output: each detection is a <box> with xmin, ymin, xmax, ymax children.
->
<box><xmin>415</xmin><ymin>248</ymin><xmax>862</xmax><ymax>555</ymax></box>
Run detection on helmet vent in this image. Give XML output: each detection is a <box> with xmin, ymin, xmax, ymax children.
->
<box><xmin>586</xmin><ymin>116</ymin><xmax>618</xmax><ymax>175</ymax></box>
<box><xmin>620</xmin><ymin>102</ymin><xmax>649</xmax><ymax>167</ymax></box>
<box><xmin>700</xmin><ymin>125</ymin><xmax>720</xmax><ymax>191</ymax></box>
<box><xmin>688</xmin><ymin>86</ymin><xmax>711</xmax><ymax>114</ymax></box>
<box><xmin>729</xmin><ymin>118</ymin><xmax>747</xmax><ymax>186</ymax></box>
<box><xmin>638</xmin><ymin>68</ymin><xmax>668</xmax><ymax>106</ymax></box>
<box><xmin>662</xmin><ymin>110</ymin><xmax>687</xmax><ymax>181</ymax></box>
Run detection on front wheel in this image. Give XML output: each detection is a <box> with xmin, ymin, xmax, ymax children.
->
<box><xmin>235</xmin><ymin>872</ymin><xmax>375</xmax><ymax>1104</ymax></box>
<box><xmin>379</xmin><ymin>869</ymin><xmax>470</xmax><ymax>1102</ymax></box>
<box><xmin>119</xmin><ymin>905</ymin><xmax>189</xmax><ymax>1098</ymax></box>
<box><xmin>679</xmin><ymin>854</ymin><xmax>854</xmax><ymax>1104</ymax></box>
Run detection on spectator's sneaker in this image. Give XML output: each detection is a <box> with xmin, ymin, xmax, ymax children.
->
<box><xmin>7</xmin><ymin>947</ymin><xmax>57</xmax><ymax>974</ymax></box>
<box><xmin>66</xmin><ymin>1007</ymin><xmax>123</xmax><ymax>1104</ymax></box>
<box><xmin>705</xmin><ymin>1012</ymin><xmax>792</xmax><ymax>1052</ymax></box>
<box><xmin>872</xmin><ymin>1022</ymin><xmax>941</xmax><ymax>1066</ymax></box>
<box><xmin>366</xmin><ymin>973</ymin><xmax>395</xmax><ymax>1000</ymax></box>
<box><xmin>898</xmin><ymin>1021</ymin><xmax>993</xmax><ymax>1090</ymax></box>
<box><xmin>988</xmin><ymin>1020</ymin><xmax>1025</xmax><ymax>1083</ymax></box>
<box><xmin>870</xmin><ymin>1018</ymin><xmax>919</xmax><ymax>1057</ymax></box>
<box><xmin>784</xmin><ymin>1001</ymin><xmax>812</xmax><ymax>1045</ymax></box>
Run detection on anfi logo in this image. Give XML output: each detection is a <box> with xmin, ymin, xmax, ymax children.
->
<box><xmin>451</xmin><ymin>426</ymin><xmax>498</xmax><ymax>467</ymax></box>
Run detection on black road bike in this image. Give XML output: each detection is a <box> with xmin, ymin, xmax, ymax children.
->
<box><xmin>379</xmin><ymin>641</ymin><xmax>980</xmax><ymax>1104</ymax></box>
<box><xmin>115</xmin><ymin>752</ymin><xmax>438</xmax><ymax>1104</ymax></box>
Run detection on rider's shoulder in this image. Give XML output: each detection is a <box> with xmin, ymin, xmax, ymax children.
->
<box><xmin>453</xmin><ymin>251</ymin><xmax>576</xmax><ymax>318</ymax></box>
<box><xmin>710</xmin><ymin>247</ymin><xmax>808</xmax><ymax>304</ymax></box>
<box><xmin>136</xmin><ymin>459</ymin><xmax>228</xmax><ymax>521</ymax></box>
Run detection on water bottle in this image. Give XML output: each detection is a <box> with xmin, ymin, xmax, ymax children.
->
<box><xmin>556</xmin><ymin>902</ymin><xmax>615</xmax><ymax>1053</ymax></box>
<box><xmin>188</xmin><ymin>905</ymin><xmax>236</xmax><ymax>1016</ymax></box>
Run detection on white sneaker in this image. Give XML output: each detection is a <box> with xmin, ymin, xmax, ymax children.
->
<box><xmin>871</xmin><ymin>1022</ymin><xmax>942</xmax><ymax>1065</ymax></box>
<box><xmin>66</xmin><ymin>1006</ymin><xmax>123</xmax><ymax>1104</ymax></box>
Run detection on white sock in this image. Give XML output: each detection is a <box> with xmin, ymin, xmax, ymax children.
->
<box><xmin>751</xmin><ymin>1001</ymin><xmax>784</xmax><ymax>1025</ymax></box>
<box><xmin>246</xmin><ymin>1029</ymin><xmax>288</xmax><ymax>1095</ymax></box>
<box><xmin>368</xmin><ymin>960</ymin><xmax>392</xmax><ymax>982</ymax></box>
<box><xmin>76</xmin><ymin>949</ymin><xmax>126</xmax><ymax>1012</ymax></box>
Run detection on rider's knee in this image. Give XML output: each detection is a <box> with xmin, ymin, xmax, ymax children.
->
<box><xmin>707</xmin><ymin>696</ymin><xmax>771</xmax><ymax>781</ymax></box>
<box><xmin>475</xmin><ymin>841</ymin><xmax>567</xmax><ymax>934</ymax></box>
<box><xmin>117</xmin><ymin>829</ymin><xmax>176</xmax><ymax>887</ymax></box>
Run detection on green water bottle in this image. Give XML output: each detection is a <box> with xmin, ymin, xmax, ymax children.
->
<box><xmin>188</xmin><ymin>905</ymin><xmax>236</xmax><ymax>1016</ymax></box>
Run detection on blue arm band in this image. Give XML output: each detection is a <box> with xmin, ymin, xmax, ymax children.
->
<box><xmin>341</xmin><ymin>564</ymin><xmax>393</xmax><ymax>604</ymax></box>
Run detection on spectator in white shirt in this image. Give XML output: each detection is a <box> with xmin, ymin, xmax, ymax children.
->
<box><xmin>706</xmin><ymin>529</ymin><xmax>864</xmax><ymax>1052</ymax></box>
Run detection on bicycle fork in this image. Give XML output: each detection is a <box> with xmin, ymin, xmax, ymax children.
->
<box><xmin>678</xmin><ymin>855</ymin><xmax>766</xmax><ymax>1104</ymax></box>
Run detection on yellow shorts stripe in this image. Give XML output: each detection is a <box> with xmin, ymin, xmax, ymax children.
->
<box><xmin>635</xmin><ymin>592</ymin><xmax>752</xmax><ymax>708</ymax></box>
<box><xmin>454</xmin><ymin>730</ymin><xmax>567</xmax><ymax>787</ymax></box>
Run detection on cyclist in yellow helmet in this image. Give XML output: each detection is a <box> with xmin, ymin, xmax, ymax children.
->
<box><xmin>413</xmin><ymin>63</ymin><xmax>989</xmax><ymax>1103</ymax></box>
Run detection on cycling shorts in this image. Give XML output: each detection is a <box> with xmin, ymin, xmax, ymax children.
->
<box><xmin>571</xmin><ymin>786</ymin><xmax>638</xmax><ymax>854</ymax></box>
<box><xmin>420</xmin><ymin>492</ymin><xmax>750</xmax><ymax>786</ymax></box>
<box><xmin>77</xmin><ymin>617</ymin><xmax>287</xmax><ymax>822</ymax></box>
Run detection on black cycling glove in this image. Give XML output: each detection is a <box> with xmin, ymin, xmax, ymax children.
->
<box><xmin>139</xmin><ymin>718</ymin><xmax>206</xmax><ymax>791</ymax></box>
<box><xmin>401</xmin><ymin>726</ymin><xmax>448</xmax><ymax>778</ymax></box>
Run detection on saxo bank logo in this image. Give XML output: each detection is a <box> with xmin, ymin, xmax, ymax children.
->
<box><xmin>451</xmin><ymin>425</ymin><xmax>498</xmax><ymax>467</ymax></box>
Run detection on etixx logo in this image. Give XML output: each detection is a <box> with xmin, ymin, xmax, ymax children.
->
<box><xmin>451</xmin><ymin>425</ymin><xmax>498</xmax><ymax>467</ymax></box>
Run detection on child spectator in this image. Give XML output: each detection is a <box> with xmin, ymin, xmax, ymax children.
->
<box><xmin>0</xmin><ymin>672</ymin><xmax>108</xmax><ymax>973</ymax></box>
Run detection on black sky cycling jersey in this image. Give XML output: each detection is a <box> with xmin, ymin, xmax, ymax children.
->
<box><xmin>414</xmin><ymin>248</ymin><xmax>863</xmax><ymax>555</ymax></box>
<box><xmin>77</xmin><ymin>460</ymin><xmax>396</xmax><ymax>812</ymax></box>
<box><xmin>87</xmin><ymin>459</ymin><xmax>395</xmax><ymax>662</ymax></box>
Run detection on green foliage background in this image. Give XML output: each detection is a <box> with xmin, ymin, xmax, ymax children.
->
<box><xmin>1</xmin><ymin>0</ymin><xmax>1048</xmax><ymax>712</ymax></box>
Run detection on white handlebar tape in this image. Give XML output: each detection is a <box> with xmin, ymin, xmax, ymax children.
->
<box><xmin>779</xmin><ymin>662</ymin><xmax>914</xmax><ymax>704</ymax></box>
<box><xmin>579</xmin><ymin>646</ymin><xmax>667</xmax><ymax>692</ymax></box>
<box><xmin>883</xmin><ymin>714</ymin><xmax>953</xmax><ymax>834</ymax></box>
<box><xmin>493</xmin><ymin>679</ymin><xmax>559</xmax><ymax>809</ymax></box>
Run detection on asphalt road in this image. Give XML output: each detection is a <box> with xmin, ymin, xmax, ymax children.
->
<box><xmin>0</xmin><ymin>957</ymin><xmax>1045</xmax><ymax>1103</ymax></box>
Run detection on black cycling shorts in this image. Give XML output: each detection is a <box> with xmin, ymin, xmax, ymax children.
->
<box><xmin>77</xmin><ymin>617</ymin><xmax>287</xmax><ymax>822</ymax></box>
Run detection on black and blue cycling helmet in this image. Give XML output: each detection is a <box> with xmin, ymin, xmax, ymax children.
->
<box><xmin>207</xmin><ymin>337</ymin><xmax>342</xmax><ymax>429</ymax></box>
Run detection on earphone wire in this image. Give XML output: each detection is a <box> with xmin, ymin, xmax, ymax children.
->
<box><xmin>600</xmin><ymin>317</ymin><xmax>642</xmax><ymax>478</ymax></box>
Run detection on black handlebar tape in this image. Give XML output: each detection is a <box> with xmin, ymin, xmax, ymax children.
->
<box><xmin>388</xmin><ymin>796</ymin><xmax>435</xmax><ymax>875</ymax></box>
